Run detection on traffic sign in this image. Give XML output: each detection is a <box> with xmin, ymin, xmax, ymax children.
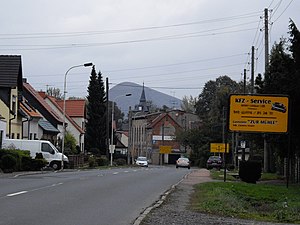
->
<box><xmin>210</xmin><ymin>143</ymin><xmax>229</xmax><ymax>153</ymax></box>
<box><xmin>159</xmin><ymin>146</ymin><xmax>172</xmax><ymax>154</ymax></box>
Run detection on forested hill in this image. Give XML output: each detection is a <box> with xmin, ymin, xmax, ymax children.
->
<box><xmin>109</xmin><ymin>82</ymin><xmax>182</xmax><ymax>113</ymax></box>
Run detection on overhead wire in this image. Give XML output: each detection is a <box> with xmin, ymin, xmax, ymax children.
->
<box><xmin>272</xmin><ymin>0</ymin><xmax>294</xmax><ymax>23</ymax></box>
<box><xmin>0</xmin><ymin>11</ymin><xmax>262</xmax><ymax>40</ymax></box>
<box><xmin>0</xmin><ymin>22</ymin><xmax>260</xmax><ymax>51</ymax></box>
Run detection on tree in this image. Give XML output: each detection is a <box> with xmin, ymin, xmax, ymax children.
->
<box><xmin>108</xmin><ymin>101</ymin><xmax>124</xmax><ymax>130</ymax></box>
<box><xmin>195</xmin><ymin>75</ymin><xmax>242</xmax><ymax>133</ymax></box>
<box><xmin>85</xmin><ymin>66</ymin><xmax>107</xmax><ymax>155</ymax></box>
<box><xmin>64</xmin><ymin>132</ymin><xmax>78</xmax><ymax>155</ymax></box>
<box><xmin>46</xmin><ymin>87</ymin><xmax>63</xmax><ymax>99</ymax></box>
<box><xmin>183</xmin><ymin>76</ymin><xmax>243</xmax><ymax>165</ymax></box>
<box><xmin>254</xmin><ymin>20</ymin><xmax>300</xmax><ymax>175</ymax></box>
<box><xmin>181</xmin><ymin>95</ymin><xmax>196</xmax><ymax>113</ymax></box>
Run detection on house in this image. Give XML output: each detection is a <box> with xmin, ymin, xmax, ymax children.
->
<box><xmin>0</xmin><ymin>114</ymin><xmax>6</xmax><ymax>145</ymax></box>
<box><xmin>0</xmin><ymin>55</ymin><xmax>23</xmax><ymax>139</ymax></box>
<box><xmin>19</xmin><ymin>99</ymin><xmax>42</xmax><ymax>140</ymax></box>
<box><xmin>44</xmin><ymin>96</ymin><xmax>85</xmax><ymax>152</ymax></box>
<box><xmin>22</xmin><ymin>79</ymin><xmax>63</xmax><ymax>145</ymax></box>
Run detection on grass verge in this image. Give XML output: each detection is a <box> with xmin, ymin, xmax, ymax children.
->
<box><xmin>191</xmin><ymin>181</ymin><xmax>300</xmax><ymax>224</ymax></box>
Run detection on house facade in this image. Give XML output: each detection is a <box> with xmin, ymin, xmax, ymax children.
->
<box><xmin>22</xmin><ymin>80</ymin><xmax>63</xmax><ymax>145</ymax></box>
<box><xmin>0</xmin><ymin>55</ymin><xmax>23</xmax><ymax>140</ymax></box>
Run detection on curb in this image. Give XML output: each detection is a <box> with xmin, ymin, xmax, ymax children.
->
<box><xmin>133</xmin><ymin>171</ymin><xmax>191</xmax><ymax>225</ymax></box>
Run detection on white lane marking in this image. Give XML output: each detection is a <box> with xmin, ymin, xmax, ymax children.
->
<box><xmin>113</xmin><ymin>172</ymin><xmax>119</xmax><ymax>175</ymax></box>
<box><xmin>7</xmin><ymin>191</ymin><xmax>28</xmax><ymax>197</ymax></box>
<box><xmin>124</xmin><ymin>171</ymin><xmax>129</xmax><ymax>173</ymax></box>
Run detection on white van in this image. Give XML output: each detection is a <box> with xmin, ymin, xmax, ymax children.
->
<box><xmin>2</xmin><ymin>139</ymin><xmax>68</xmax><ymax>170</ymax></box>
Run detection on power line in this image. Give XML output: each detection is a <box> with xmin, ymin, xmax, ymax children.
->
<box><xmin>0</xmin><ymin>24</ymin><xmax>259</xmax><ymax>51</ymax></box>
<box><xmin>0</xmin><ymin>11</ymin><xmax>262</xmax><ymax>40</ymax></box>
<box><xmin>272</xmin><ymin>0</ymin><xmax>294</xmax><ymax>23</ymax></box>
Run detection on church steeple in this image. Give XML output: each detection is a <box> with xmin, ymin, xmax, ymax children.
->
<box><xmin>135</xmin><ymin>82</ymin><xmax>149</xmax><ymax>112</ymax></box>
<box><xmin>140</xmin><ymin>82</ymin><xmax>146</xmax><ymax>104</ymax></box>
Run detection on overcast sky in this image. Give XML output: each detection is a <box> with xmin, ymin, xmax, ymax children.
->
<box><xmin>1</xmin><ymin>0</ymin><xmax>299</xmax><ymax>100</ymax></box>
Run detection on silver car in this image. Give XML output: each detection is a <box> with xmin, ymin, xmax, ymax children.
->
<box><xmin>176</xmin><ymin>157</ymin><xmax>190</xmax><ymax>169</ymax></box>
<box><xmin>135</xmin><ymin>156</ymin><xmax>149</xmax><ymax>167</ymax></box>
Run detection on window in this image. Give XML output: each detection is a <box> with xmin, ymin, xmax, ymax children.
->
<box><xmin>11</xmin><ymin>95</ymin><xmax>17</xmax><ymax>115</ymax></box>
<box><xmin>41</xmin><ymin>143</ymin><xmax>54</xmax><ymax>154</ymax></box>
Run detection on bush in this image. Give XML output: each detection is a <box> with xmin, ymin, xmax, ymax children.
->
<box><xmin>239</xmin><ymin>160</ymin><xmax>262</xmax><ymax>184</ymax></box>
<box><xmin>1</xmin><ymin>154</ymin><xmax>17</xmax><ymax>172</ymax></box>
<box><xmin>31</xmin><ymin>158</ymin><xmax>48</xmax><ymax>171</ymax></box>
<box><xmin>96</xmin><ymin>156</ymin><xmax>109</xmax><ymax>166</ymax></box>
<box><xmin>88</xmin><ymin>156</ymin><xmax>96</xmax><ymax>168</ymax></box>
<box><xmin>115</xmin><ymin>158</ymin><xmax>126</xmax><ymax>166</ymax></box>
<box><xmin>35</xmin><ymin>153</ymin><xmax>43</xmax><ymax>159</ymax></box>
<box><xmin>20</xmin><ymin>155</ymin><xmax>33</xmax><ymax>171</ymax></box>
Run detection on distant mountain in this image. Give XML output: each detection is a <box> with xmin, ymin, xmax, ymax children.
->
<box><xmin>109</xmin><ymin>82</ymin><xmax>182</xmax><ymax>114</ymax></box>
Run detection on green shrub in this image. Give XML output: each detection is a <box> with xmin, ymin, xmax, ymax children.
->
<box><xmin>115</xmin><ymin>158</ymin><xmax>126</xmax><ymax>166</ymax></box>
<box><xmin>88</xmin><ymin>156</ymin><xmax>96</xmax><ymax>168</ymax></box>
<box><xmin>1</xmin><ymin>154</ymin><xmax>17</xmax><ymax>172</ymax></box>
<box><xmin>20</xmin><ymin>155</ymin><xmax>33</xmax><ymax>171</ymax></box>
<box><xmin>31</xmin><ymin>158</ymin><xmax>48</xmax><ymax>171</ymax></box>
<box><xmin>239</xmin><ymin>160</ymin><xmax>262</xmax><ymax>184</ymax></box>
<box><xmin>96</xmin><ymin>156</ymin><xmax>109</xmax><ymax>166</ymax></box>
<box><xmin>35</xmin><ymin>153</ymin><xmax>43</xmax><ymax>159</ymax></box>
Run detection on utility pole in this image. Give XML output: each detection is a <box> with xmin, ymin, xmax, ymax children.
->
<box><xmin>243</xmin><ymin>69</ymin><xmax>246</xmax><ymax>93</ymax></box>
<box><xmin>128</xmin><ymin>106</ymin><xmax>132</xmax><ymax>165</ymax></box>
<box><xmin>264</xmin><ymin>8</ymin><xmax>269</xmax><ymax>173</ymax></box>
<box><xmin>106</xmin><ymin>77</ymin><xmax>109</xmax><ymax>159</ymax></box>
<box><xmin>251</xmin><ymin>46</ymin><xmax>255</xmax><ymax>94</ymax></box>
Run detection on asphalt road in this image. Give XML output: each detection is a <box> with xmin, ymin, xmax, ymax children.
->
<box><xmin>0</xmin><ymin>166</ymin><xmax>190</xmax><ymax>225</ymax></box>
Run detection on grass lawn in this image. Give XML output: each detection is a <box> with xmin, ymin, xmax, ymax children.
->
<box><xmin>191</xmin><ymin>173</ymin><xmax>300</xmax><ymax>223</ymax></box>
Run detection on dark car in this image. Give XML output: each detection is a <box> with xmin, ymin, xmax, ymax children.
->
<box><xmin>206</xmin><ymin>156</ymin><xmax>222</xmax><ymax>170</ymax></box>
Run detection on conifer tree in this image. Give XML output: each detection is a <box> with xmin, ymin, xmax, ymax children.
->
<box><xmin>85</xmin><ymin>66</ymin><xmax>107</xmax><ymax>155</ymax></box>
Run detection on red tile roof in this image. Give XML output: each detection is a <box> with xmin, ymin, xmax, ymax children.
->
<box><xmin>20</xmin><ymin>102</ymin><xmax>42</xmax><ymax>118</ymax></box>
<box><xmin>23</xmin><ymin>82</ymin><xmax>63</xmax><ymax>123</ymax></box>
<box><xmin>56</xmin><ymin>99</ymin><xmax>86</xmax><ymax>117</ymax></box>
<box><xmin>45</xmin><ymin>96</ymin><xmax>85</xmax><ymax>134</ymax></box>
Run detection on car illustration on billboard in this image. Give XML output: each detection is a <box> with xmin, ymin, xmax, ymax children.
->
<box><xmin>271</xmin><ymin>102</ymin><xmax>287</xmax><ymax>113</ymax></box>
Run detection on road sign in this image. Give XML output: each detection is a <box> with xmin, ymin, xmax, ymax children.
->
<box><xmin>109</xmin><ymin>145</ymin><xmax>115</xmax><ymax>153</ymax></box>
<box><xmin>210</xmin><ymin>143</ymin><xmax>229</xmax><ymax>153</ymax></box>
<box><xmin>159</xmin><ymin>146</ymin><xmax>172</xmax><ymax>154</ymax></box>
<box><xmin>229</xmin><ymin>95</ymin><xmax>289</xmax><ymax>133</ymax></box>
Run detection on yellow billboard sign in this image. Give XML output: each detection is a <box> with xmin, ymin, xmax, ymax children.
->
<box><xmin>159</xmin><ymin>146</ymin><xmax>172</xmax><ymax>154</ymax></box>
<box><xmin>229</xmin><ymin>95</ymin><xmax>289</xmax><ymax>133</ymax></box>
<box><xmin>210</xmin><ymin>143</ymin><xmax>229</xmax><ymax>153</ymax></box>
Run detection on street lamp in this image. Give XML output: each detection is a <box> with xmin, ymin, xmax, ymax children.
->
<box><xmin>61</xmin><ymin>62</ymin><xmax>93</xmax><ymax>170</ymax></box>
<box><xmin>110</xmin><ymin>93</ymin><xmax>132</xmax><ymax>166</ymax></box>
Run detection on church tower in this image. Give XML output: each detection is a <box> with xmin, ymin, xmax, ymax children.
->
<box><xmin>135</xmin><ymin>83</ymin><xmax>149</xmax><ymax>112</ymax></box>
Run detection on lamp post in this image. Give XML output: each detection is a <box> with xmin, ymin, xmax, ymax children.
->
<box><xmin>61</xmin><ymin>62</ymin><xmax>93</xmax><ymax>170</ymax></box>
<box><xmin>110</xmin><ymin>93</ymin><xmax>131</xmax><ymax>166</ymax></box>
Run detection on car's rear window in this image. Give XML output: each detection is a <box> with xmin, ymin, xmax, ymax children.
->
<box><xmin>179</xmin><ymin>158</ymin><xmax>189</xmax><ymax>161</ymax></box>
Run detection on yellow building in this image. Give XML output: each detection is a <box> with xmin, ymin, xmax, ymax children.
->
<box><xmin>0</xmin><ymin>55</ymin><xmax>23</xmax><ymax>139</ymax></box>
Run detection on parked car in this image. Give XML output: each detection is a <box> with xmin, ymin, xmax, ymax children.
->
<box><xmin>2</xmin><ymin>139</ymin><xmax>68</xmax><ymax>170</ymax></box>
<box><xmin>176</xmin><ymin>157</ymin><xmax>190</xmax><ymax>169</ymax></box>
<box><xmin>206</xmin><ymin>156</ymin><xmax>222</xmax><ymax>170</ymax></box>
<box><xmin>135</xmin><ymin>156</ymin><xmax>149</xmax><ymax>167</ymax></box>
